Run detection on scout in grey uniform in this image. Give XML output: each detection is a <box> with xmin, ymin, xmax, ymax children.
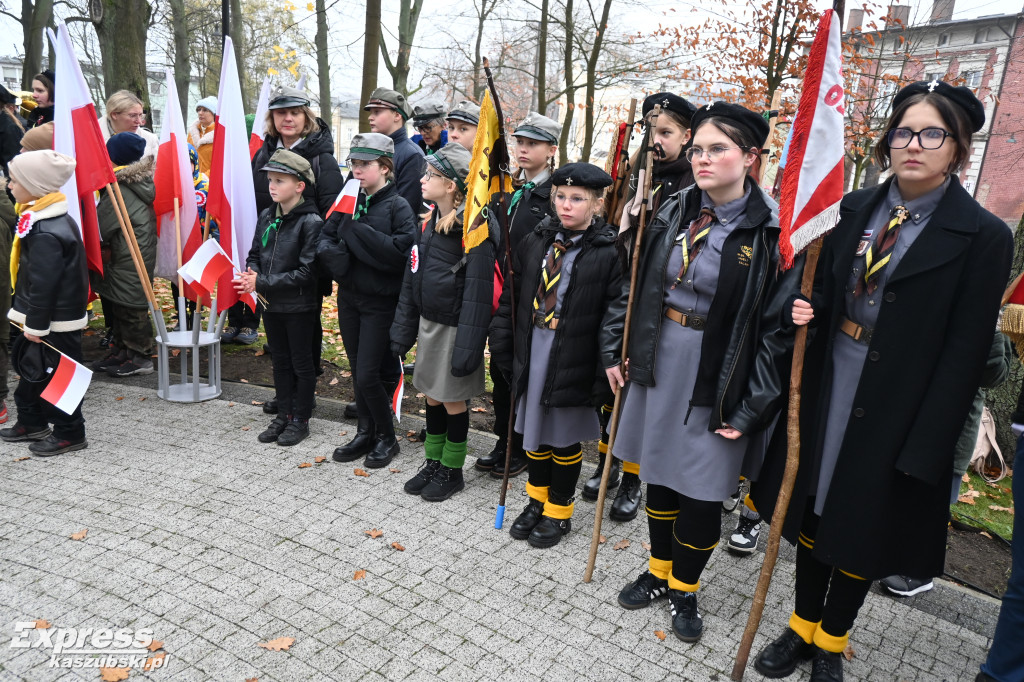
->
<box><xmin>752</xmin><ymin>80</ymin><xmax>1011</xmax><ymax>682</ymax></box>
<box><xmin>604</xmin><ymin>102</ymin><xmax>799</xmax><ymax>644</ymax></box>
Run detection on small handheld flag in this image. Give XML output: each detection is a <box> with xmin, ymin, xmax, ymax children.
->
<box><xmin>326</xmin><ymin>179</ymin><xmax>361</xmax><ymax>218</ymax></box>
<box><xmin>40</xmin><ymin>353</ymin><xmax>92</xmax><ymax>415</ymax></box>
<box><xmin>391</xmin><ymin>359</ymin><xmax>405</xmax><ymax>422</ymax></box>
<box><xmin>178</xmin><ymin>238</ymin><xmax>235</xmax><ymax>297</ymax></box>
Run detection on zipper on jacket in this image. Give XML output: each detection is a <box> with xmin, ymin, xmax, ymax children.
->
<box><xmin>264</xmin><ymin>224</ymin><xmax>280</xmax><ymax>309</ymax></box>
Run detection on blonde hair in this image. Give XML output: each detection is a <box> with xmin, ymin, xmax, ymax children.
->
<box><xmin>265</xmin><ymin>106</ymin><xmax>319</xmax><ymax>140</ymax></box>
<box><xmin>420</xmin><ymin>179</ymin><xmax>466</xmax><ymax>235</ymax></box>
<box><xmin>105</xmin><ymin>90</ymin><xmax>144</xmax><ymax>116</ymax></box>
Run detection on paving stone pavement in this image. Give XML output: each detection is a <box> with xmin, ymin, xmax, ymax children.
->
<box><xmin>0</xmin><ymin>377</ymin><xmax>1003</xmax><ymax>681</ymax></box>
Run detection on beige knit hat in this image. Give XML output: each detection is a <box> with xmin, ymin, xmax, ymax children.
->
<box><xmin>9</xmin><ymin>150</ymin><xmax>77</xmax><ymax>198</ymax></box>
<box><xmin>20</xmin><ymin>122</ymin><xmax>54</xmax><ymax>152</ymax></box>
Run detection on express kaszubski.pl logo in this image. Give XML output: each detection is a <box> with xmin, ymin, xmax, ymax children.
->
<box><xmin>10</xmin><ymin>622</ymin><xmax>169</xmax><ymax>670</ymax></box>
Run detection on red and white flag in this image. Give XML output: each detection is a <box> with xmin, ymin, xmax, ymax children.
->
<box><xmin>154</xmin><ymin>68</ymin><xmax>205</xmax><ymax>300</ymax></box>
<box><xmin>326</xmin><ymin>178</ymin><xmax>361</xmax><ymax>218</ymax></box>
<box><xmin>778</xmin><ymin>8</ymin><xmax>845</xmax><ymax>270</ymax></box>
<box><xmin>207</xmin><ymin>36</ymin><xmax>258</xmax><ymax>312</ymax></box>
<box><xmin>40</xmin><ymin>353</ymin><xmax>92</xmax><ymax>415</ymax></box>
<box><xmin>50</xmin><ymin>22</ymin><xmax>116</xmax><ymax>275</ymax></box>
<box><xmin>249</xmin><ymin>77</ymin><xmax>271</xmax><ymax>160</ymax></box>
<box><xmin>178</xmin><ymin>238</ymin><xmax>235</xmax><ymax>297</ymax></box>
<box><xmin>392</xmin><ymin>359</ymin><xmax>405</xmax><ymax>422</ymax></box>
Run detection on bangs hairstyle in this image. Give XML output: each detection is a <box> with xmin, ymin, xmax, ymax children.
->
<box><xmin>874</xmin><ymin>92</ymin><xmax>973</xmax><ymax>175</ymax></box>
<box><xmin>550</xmin><ymin>185</ymin><xmax>606</xmax><ymax>216</ymax></box>
<box><xmin>265</xmin><ymin>105</ymin><xmax>319</xmax><ymax>140</ymax></box>
<box><xmin>648</xmin><ymin>107</ymin><xmax>691</xmax><ymax>132</ymax></box>
<box><xmin>692</xmin><ymin>116</ymin><xmax>763</xmax><ymax>178</ymax></box>
<box><xmin>105</xmin><ymin>90</ymin><xmax>144</xmax><ymax>116</ymax></box>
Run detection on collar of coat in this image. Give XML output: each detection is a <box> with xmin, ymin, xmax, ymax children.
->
<box><xmin>675</xmin><ymin>176</ymin><xmax>779</xmax><ymax>232</ymax></box>
<box><xmin>533</xmin><ymin>214</ymin><xmax>616</xmax><ymax>246</ymax></box>
<box><xmin>840</xmin><ymin>175</ymin><xmax>978</xmax><ymax>234</ymax></box>
<box><xmin>113</xmin><ymin>156</ymin><xmax>155</xmax><ymax>184</ymax></box>
<box><xmin>16</xmin><ymin>195</ymin><xmax>68</xmax><ymax>238</ymax></box>
<box><xmin>190</xmin><ymin>122</ymin><xmax>215</xmax><ymax>145</ymax></box>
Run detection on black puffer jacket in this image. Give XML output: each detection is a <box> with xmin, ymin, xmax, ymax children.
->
<box><xmin>389</xmin><ymin>126</ymin><xmax>426</xmax><ymax>214</ymax></box>
<box><xmin>245</xmin><ymin>199</ymin><xmax>323</xmax><ymax>313</ymax></box>
<box><xmin>252</xmin><ymin>118</ymin><xmax>344</xmax><ymax>219</ymax></box>
<box><xmin>600</xmin><ymin>179</ymin><xmax>800</xmax><ymax>434</ymax></box>
<box><xmin>315</xmin><ymin>182</ymin><xmax>416</xmax><ymax>299</ymax></box>
<box><xmin>490</xmin><ymin>215</ymin><xmax>624</xmax><ymax>408</ymax></box>
<box><xmin>9</xmin><ymin>202</ymin><xmax>89</xmax><ymax>336</ymax></box>
<box><xmin>391</xmin><ymin>207</ymin><xmax>496</xmax><ymax>376</ymax></box>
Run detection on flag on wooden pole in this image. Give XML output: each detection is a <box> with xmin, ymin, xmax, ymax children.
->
<box><xmin>178</xmin><ymin>238</ymin><xmax>235</xmax><ymax>297</ymax></box>
<box><xmin>463</xmin><ymin>89</ymin><xmax>512</xmax><ymax>253</ymax></box>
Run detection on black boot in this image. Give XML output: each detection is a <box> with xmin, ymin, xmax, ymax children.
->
<box><xmin>277</xmin><ymin>418</ymin><xmax>309</xmax><ymax>446</ymax></box>
<box><xmin>333</xmin><ymin>418</ymin><xmax>374</xmax><ymax>462</ymax></box>
<box><xmin>258</xmin><ymin>415</ymin><xmax>288</xmax><ymax>443</ymax></box>
<box><xmin>509</xmin><ymin>498</ymin><xmax>544</xmax><ymax>540</ymax></box>
<box><xmin>809</xmin><ymin>648</ymin><xmax>843</xmax><ymax>682</ymax></box>
<box><xmin>404</xmin><ymin>460</ymin><xmax>442</xmax><ymax>495</ymax></box>
<box><xmin>581</xmin><ymin>453</ymin><xmax>620</xmax><ymax>500</ymax></box>
<box><xmin>754</xmin><ymin>628</ymin><xmax>816</xmax><ymax>679</ymax></box>
<box><xmin>365</xmin><ymin>423</ymin><xmax>400</xmax><ymax>468</ymax></box>
<box><xmin>528</xmin><ymin>494</ymin><xmax>573</xmax><ymax>549</ymax></box>
<box><xmin>344</xmin><ymin>401</ymin><xmax>358</xmax><ymax>419</ymax></box>
<box><xmin>263</xmin><ymin>398</ymin><xmax>279</xmax><ymax>415</ymax></box>
<box><xmin>490</xmin><ymin>449</ymin><xmax>528</xmax><ymax>479</ymax></box>
<box><xmin>421</xmin><ymin>465</ymin><xmax>465</xmax><ymax>501</ymax></box>
<box><xmin>475</xmin><ymin>439</ymin><xmax>507</xmax><ymax>471</ymax></box>
<box><xmin>609</xmin><ymin>472</ymin><xmax>642</xmax><ymax>521</ymax></box>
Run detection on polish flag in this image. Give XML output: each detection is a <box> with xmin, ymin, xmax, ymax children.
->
<box><xmin>50</xmin><ymin>22</ymin><xmax>116</xmax><ymax>275</ymax></box>
<box><xmin>178</xmin><ymin>238</ymin><xmax>234</xmax><ymax>297</ymax></box>
<box><xmin>207</xmin><ymin>36</ymin><xmax>258</xmax><ymax>312</ymax></box>
<box><xmin>249</xmin><ymin>77</ymin><xmax>271</xmax><ymax>159</ymax></box>
<box><xmin>391</xmin><ymin>359</ymin><xmax>404</xmax><ymax>422</ymax></box>
<box><xmin>326</xmin><ymin>178</ymin><xmax>361</xmax><ymax>218</ymax></box>
<box><xmin>40</xmin><ymin>353</ymin><xmax>92</xmax><ymax>415</ymax></box>
<box><xmin>154</xmin><ymin>69</ymin><xmax>205</xmax><ymax>301</ymax></box>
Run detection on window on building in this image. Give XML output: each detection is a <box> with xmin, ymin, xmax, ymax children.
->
<box><xmin>938</xmin><ymin>32</ymin><xmax>949</xmax><ymax>46</ymax></box>
<box><xmin>974</xmin><ymin>28</ymin><xmax>991</xmax><ymax>43</ymax></box>
<box><xmin>964</xmin><ymin>70</ymin><xmax>982</xmax><ymax>90</ymax></box>
<box><xmin>873</xmin><ymin>80</ymin><xmax>898</xmax><ymax>118</ymax></box>
<box><xmin>152</xmin><ymin>109</ymin><xmax>162</xmax><ymax>128</ymax></box>
<box><xmin>152</xmin><ymin>81</ymin><xmax>163</xmax><ymax>95</ymax></box>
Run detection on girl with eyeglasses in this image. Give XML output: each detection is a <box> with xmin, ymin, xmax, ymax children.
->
<box><xmin>602</xmin><ymin>102</ymin><xmax>801</xmax><ymax>644</ymax></box>
<box><xmin>751</xmin><ymin>81</ymin><xmax>1012</xmax><ymax>682</ymax></box>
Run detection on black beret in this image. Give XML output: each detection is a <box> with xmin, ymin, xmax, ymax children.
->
<box><xmin>891</xmin><ymin>79</ymin><xmax>985</xmax><ymax>133</ymax></box>
<box><xmin>11</xmin><ymin>335</ymin><xmax>60</xmax><ymax>384</ymax></box>
<box><xmin>690</xmin><ymin>101</ymin><xmax>771</xmax><ymax>148</ymax></box>
<box><xmin>642</xmin><ymin>92</ymin><xmax>696</xmax><ymax>122</ymax></box>
<box><xmin>550</xmin><ymin>162</ymin><xmax>613</xmax><ymax>190</ymax></box>
<box><xmin>0</xmin><ymin>83</ymin><xmax>16</xmax><ymax>105</ymax></box>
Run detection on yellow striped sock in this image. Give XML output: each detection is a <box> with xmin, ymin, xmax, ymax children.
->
<box><xmin>598</xmin><ymin>440</ymin><xmax>609</xmax><ymax>455</ymax></box>
<box><xmin>622</xmin><ymin>460</ymin><xmax>640</xmax><ymax>475</ymax></box>
<box><xmin>667</xmin><ymin>575</ymin><xmax>699</xmax><ymax>592</ymax></box>
<box><xmin>744</xmin><ymin>495</ymin><xmax>757</xmax><ymax>513</ymax></box>
<box><xmin>645</xmin><ymin>506</ymin><xmax>679</xmax><ymax>521</ymax></box>
<box><xmin>527</xmin><ymin>449</ymin><xmax>552</xmax><ymax>461</ymax></box>
<box><xmin>543</xmin><ymin>499</ymin><xmax>574</xmax><ymax>520</ymax></box>
<box><xmin>789</xmin><ymin>612</ymin><xmax>818</xmax><ymax>644</ymax></box>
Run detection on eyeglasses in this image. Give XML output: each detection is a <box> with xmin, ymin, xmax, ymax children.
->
<box><xmin>422</xmin><ymin>169</ymin><xmax>444</xmax><ymax>181</ymax></box>
<box><xmin>415</xmin><ymin>122</ymin><xmax>439</xmax><ymax>133</ymax></box>
<box><xmin>886</xmin><ymin>127</ymin><xmax>952</xmax><ymax>150</ymax></box>
<box><xmin>685</xmin><ymin>145</ymin><xmax>740</xmax><ymax>163</ymax></box>
<box><xmin>122</xmin><ymin>112</ymin><xmax>146</xmax><ymax>122</ymax></box>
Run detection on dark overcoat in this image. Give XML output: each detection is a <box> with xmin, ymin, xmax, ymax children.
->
<box><xmin>752</xmin><ymin>176</ymin><xmax>1013</xmax><ymax>580</ymax></box>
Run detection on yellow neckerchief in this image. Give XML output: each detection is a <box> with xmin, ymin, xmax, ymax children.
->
<box><xmin>11</xmin><ymin>192</ymin><xmax>68</xmax><ymax>290</ymax></box>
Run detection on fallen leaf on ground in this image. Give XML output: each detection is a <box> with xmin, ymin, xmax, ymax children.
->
<box><xmin>471</xmin><ymin>407</ymin><xmax>487</xmax><ymax>413</ymax></box>
<box><xmin>415</xmin><ymin>393</ymin><xmax>425</xmax><ymax>398</ymax></box>
<box><xmin>240</xmin><ymin>378</ymin><xmax>249</xmax><ymax>383</ymax></box>
<box><xmin>297</xmin><ymin>463</ymin><xmax>312</xmax><ymax>469</ymax></box>
<box><xmin>613</xmin><ymin>539</ymin><xmax>630</xmax><ymax>550</ymax></box>
<box><xmin>842</xmin><ymin>644</ymin><xmax>855</xmax><ymax>661</ymax></box>
<box><xmin>99</xmin><ymin>667</ymin><xmax>130</xmax><ymax>682</ymax></box>
<box><xmin>391</xmin><ymin>542</ymin><xmax>405</xmax><ymax>551</ymax></box>
<box><xmin>957</xmin><ymin>494</ymin><xmax>977</xmax><ymax>505</ymax></box>
<box><xmin>139</xmin><ymin>397</ymin><xmax>146</xmax><ymax>401</ymax></box>
<box><xmin>964</xmin><ymin>487</ymin><xmax>979</xmax><ymax>496</ymax></box>
<box><xmin>353</xmin><ymin>569</ymin><xmax>366</xmax><ymax>580</ymax></box>
<box><xmin>341</xmin><ymin>371</ymin><xmax>352</xmax><ymax>378</ymax></box>
<box><xmin>354</xmin><ymin>468</ymin><xmax>370</xmax><ymax>477</ymax></box>
<box><xmin>34</xmin><ymin>619</ymin><xmax>51</xmax><ymax>629</ymax></box>
<box><xmin>241</xmin><ymin>426</ymin><xmax>250</xmax><ymax>431</ymax></box>
<box><xmin>598</xmin><ymin>535</ymin><xmax>607</xmax><ymax>544</ymax></box>
<box><xmin>257</xmin><ymin>636</ymin><xmax>295</xmax><ymax>651</ymax></box>
<box><xmin>389</xmin><ymin>468</ymin><xmax>401</xmax><ymax>473</ymax></box>
<box><xmin>143</xmin><ymin>651</ymin><xmax>166</xmax><ymax>671</ymax></box>
<box><xmin>254</xmin><ymin>349</ymin><xmax>265</xmax><ymax>357</ymax></box>
<box><xmin>314</xmin><ymin>456</ymin><xmax>327</xmax><ymax>463</ymax></box>
<box><xmin>245</xmin><ymin>678</ymin><xmax>258</xmax><ymax>682</ymax></box>
<box><xmin>13</xmin><ymin>456</ymin><xmax>29</xmax><ymax>462</ymax></box>
<box><xmin>329</xmin><ymin>378</ymin><xmax>339</xmax><ymax>386</ymax></box>
<box><xmin>70</xmin><ymin>529</ymin><xmax>88</xmax><ymax>541</ymax></box>
<box><xmin>146</xmin><ymin>640</ymin><xmax>163</xmax><ymax>652</ymax></box>
<box><xmin>654</xmin><ymin>630</ymin><xmax>667</xmax><ymax>641</ymax></box>
<box><xmin>981</xmin><ymin>531</ymin><xmax>993</xmax><ymax>539</ymax></box>
<box><xmin>338</xmin><ymin>431</ymin><xmax>348</xmax><ymax>437</ymax></box>
<box><xmin>115</xmin><ymin>396</ymin><xmax>125</xmax><ymax>401</ymax></box>
<box><xmin>641</xmin><ymin>541</ymin><xmax>652</xmax><ymax>551</ymax></box>
<box><xmin>365</xmin><ymin>529</ymin><xmax>383</xmax><ymax>538</ymax></box>
<box><xmin>406</xmin><ymin>430</ymin><xmax>418</xmax><ymax>438</ymax></box>
<box><xmin>251</xmin><ymin>400</ymin><xmax>264</xmax><ymax>406</ymax></box>
<box><xmin>991</xmin><ymin>505</ymin><xmax>1015</xmax><ymax>514</ymax></box>
<box><xmin>228</xmin><ymin>402</ymin><xmax>236</xmax><ymax>407</ymax></box>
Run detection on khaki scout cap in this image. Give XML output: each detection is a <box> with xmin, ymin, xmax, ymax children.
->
<box><xmin>513</xmin><ymin>112</ymin><xmax>560</xmax><ymax>144</ymax></box>
<box><xmin>260</xmin><ymin>148</ymin><xmax>315</xmax><ymax>186</ymax></box>
<box><xmin>412</xmin><ymin>100</ymin><xmax>447</xmax><ymax>124</ymax></box>
<box><xmin>364</xmin><ymin>87</ymin><xmax>411</xmax><ymax>119</ymax></box>
<box><xmin>446</xmin><ymin>100</ymin><xmax>481</xmax><ymax>126</ymax></box>
<box><xmin>268</xmin><ymin>84</ymin><xmax>311</xmax><ymax>110</ymax></box>
<box><xmin>348</xmin><ymin>132</ymin><xmax>395</xmax><ymax>161</ymax></box>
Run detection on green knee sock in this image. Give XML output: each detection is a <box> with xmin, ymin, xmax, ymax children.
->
<box><xmin>424</xmin><ymin>433</ymin><xmax>446</xmax><ymax>461</ymax></box>
<box><xmin>441</xmin><ymin>439</ymin><xmax>467</xmax><ymax>468</ymax></box>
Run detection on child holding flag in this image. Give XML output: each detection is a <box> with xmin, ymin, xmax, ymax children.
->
<box><xmin>235</xmin><ymin>149</ymin><xmax>323</xmax><ymax>447</ymax></box>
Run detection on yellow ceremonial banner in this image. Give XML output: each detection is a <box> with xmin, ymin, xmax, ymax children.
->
<box><xmin>463</xmin><ymin>89</ymin><xmax>512</xmax><ymax>252</ymax></box>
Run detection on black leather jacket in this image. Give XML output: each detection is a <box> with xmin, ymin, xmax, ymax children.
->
<box><xmin>600</xmin><ymin>179</ymin><xmax>801</xmax><ymax>434</ymax></box>
<box><xmin>10</xmin><ymin>204</ymin><xmax>89</xmax><ymax>336</ymax></box>
<box><xmin>245</xmin><ymin>199</ymin><xmax>323</xmax><ymax>313</ymax></box>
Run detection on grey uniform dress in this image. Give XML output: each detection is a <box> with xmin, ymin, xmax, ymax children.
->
<box><xmin>615</xmin><ymin>188</ymin><xmax>770</xmax><ymax>502</ymax></box>
<box><xmin>515</xmin><ymin>230</ymin><xmax>601</xmax><ymax>451</ymax></box>
<box><xmin>812</xmin><ymin>178</ymin><xmax>949</xmax><ymax>515</ymax></box>
<box><xmin>413</xmin><ymin>319</ymin><xmax>486</xmax><ymax>402</ymax></box>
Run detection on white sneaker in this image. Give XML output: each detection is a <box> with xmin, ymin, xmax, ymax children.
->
<box><xmin>727</xmin><ymin>509</ymin><xmax>761</xmax><ymax>554</ymax></box>
<box><xmin>880</xmin><ymin>575</ymin><xmax>934</xmax><ymax>597</ymax></box>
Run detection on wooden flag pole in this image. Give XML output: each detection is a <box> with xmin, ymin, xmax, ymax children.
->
<box><xmin>174</xmin><ymin>197</ymin><xmax>184</xmax><ymax>292</ymax></box>
<box><xmin>104</xmin><ymin>184</ymin><xmax>157</xmax><ymax>311</ymax></box>
<box><xmin>583</xmin><ymin>105</ymin><xmax>661</xmax><ymax>583</ymax></box>
<box><xmin>759</xmin><ymin>90</ymin><xmax>784</xmax><ymax>185</ymax></box>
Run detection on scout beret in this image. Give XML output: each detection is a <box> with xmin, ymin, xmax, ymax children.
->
<box><xmin>551</xmin><ymin>162</ymin><xmax>613</xmax><ymax>190</ymax></box>
<box><xmin>106</xmin><ymin>132</ymin><xmax>147</xmax><ymax>166</ymax></box>
<box><xmin>260</xmin><ymin>148</ymin><xmax>315</xmax><ymax>186</ymax></box>
<box><xmin>0</xmin><ymin>83</ymin><xmax>16</xmax><ymax>105</ymax></box>
<box><xmin>447</xmin><ymin>100</ymin><xmax>481</xmax><ymax>125</ymax></box>
<box><xmin>364</xmin><ymin>87</ymin><xmax>411</xmax><ymax>119</ymax></box>
<box><xmin>268</xmin><ymin>84</ymin><xmax>310</xmax><ymax>110</ymax></box>
<box><xmin>642</xmin><ymin>92</ymin><xmax>696</xmax><ymax>122</ymax></box>
<box><xmin>426</xmin><ymin>142</ymin><xmax>471</xmax><ymax>193</ymax></box>
<box><xmin>690</xmin><ymin>101</ymin><xmax>771</xmax><ymax>147</ymax></box>
<box><xmin>513</xmin><ymin>112</ymin><xmax>561</xmax><ymax>145</ymax></box>
<box><xmin>891</xmin><ymin>79</ymin><xmax>985</xmax><ymax>133</ymax></box>
<box><xmin>348</xmin><ymin>132</ymin><xmax>395</xmax><ymax>161</ymax></box>
<box><xmin>10</xmin><ymin>334</ymin><xmax>60</xmax><ymax>384</ymax></box>
<box><xmin>412</xmin><ymin>101</ymin><xmax>447</xmax><ymax>124</ymax></box>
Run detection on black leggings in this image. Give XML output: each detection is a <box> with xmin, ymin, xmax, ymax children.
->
<box><xmin>262</xmin><ymin>310</ymin><xmax>319</xmax><ymax>419</ymax></box>
<box><xmin>337</xmin><ymin>291</ymin><xmax>399</xmax><ymax>430</ymax></box>
<box><xmin>646</xmin><ymin>484</ymin><xmax>722</xmax><ymax>588</ymax></box>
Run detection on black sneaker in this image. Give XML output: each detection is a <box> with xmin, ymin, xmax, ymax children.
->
<box><xmin>810</xmin><ymin>647</ymin><xmax>843</xmax><ymax>682</ymax></box>
<box><xmin>754</xmin><ymin>628</ymin><xmax>816</xmax><ymax>679</ymax></box>
<box><xmin>490</xmin><ymin>449</ymin><xmax>528</xmax><ymax>479</ymax></box>
<box><xmin>277</xmin><ymin>419</ymin><xmax>309</xmax><ymax>446</ymax></box>
<box><xmin>404</xmin><ymin>460</ymin><xmax>442</xmax><ymax>495</ymax></box>
<box><xmin>91</xmin><ymin>348</ymin><xmax>125</xmax><ymax>371</ymax></box>
<box><xmin>258</xmin><ymin>415</ymin><xmax>288</xmax><ymax>443</ymax></box>
<box><xmin>668</xmin><ymin>590</ymin><xmax>703</xmax><ymax>642</ymax></box>
<box><xmin>29</xmin><ymin>434</ymin><xmax>88</xmax><ymax>457</ymax></box>
<box><xmin>107</xmin><ymin>355</ymin><xmax>155</xmax><ymax>377</ymax></box>
<box><xmin>879</xmin><ymin>574</ymin><xmax>934</xmax><ymax>597</ymax></box>
<box><xmin>727</xmin><ymin>509</ymin><xmax>761</xmax><ymax>554</ymax></box>
<box><xmin>0</xmin><ymin>423</ymin><xmax>52</xmax><ymax>442</ymax></box>
<box><xmin>421</xmin><ymin>465</ymin><xmax>465</xmax><ymax>502</ymax></box>
<box><xmin>617</xmin><ymin>571</ymin><xmax>669</xmax><ymax>610</ymax></box>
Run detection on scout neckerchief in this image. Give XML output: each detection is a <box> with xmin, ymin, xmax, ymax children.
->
<box><xmin>260</xmin><ymin>199</ymin><xmax>304</xmax><ymax>247</ymax></box>
<box><xmin>508</xmin><ymin>181</ymin><xmax>535</xmax><ymax>215</ymax></box>
<box><xmin>533</xmin><ymin>233</ymin><xmax>582</xmax><ymax>326</ymax></box>
<box><xmin>671</xmin><ymin>207</ymin><xmax>716</xmax><ymax>289</ymax></box>
<box><xmin>353</xmin><ymin>191</ymin><xmax>371</xmax><ymax>221</ymax></box>
<box><xmin>859</xmin><ymin>204</ymin><xmax>909</xmax><ymax>296</ymax></box>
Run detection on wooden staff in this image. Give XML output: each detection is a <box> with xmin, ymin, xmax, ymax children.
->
<box><xmin>174</xmin><ymin>197</ymin><xmax>184</xmax><ymax>292</ymax></box>
<box><xmin>759</xmin><ymin>90</ymin><xmax>784</xmax><ymax>185</ymax></box>
<box><xmin>605</xmin><ymin>99</ymin><xmax>639</xmax><ymax>226</ymax></box>
<box><xmin>104</xmin><ymin>184</ymin><xmax>156</xmax><ymax>310</ymax></box>
<box><xmin>583</xmin><ymin>104</ymin><xmax>661</xmax><ymax>582</ymax></box>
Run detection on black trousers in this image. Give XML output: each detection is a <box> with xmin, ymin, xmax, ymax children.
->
<box><xmin>263</xmin><ymin>310</ymin><xmax>319</xmax><ymax>420</ymax></box>
<box><xmin>337</xmin><ymin>291</ymin><xmax>399</xmax><ymax>430</ymax></box>
<box><xmin>227</xmin><ymin>300</ymin><xmax>261</xmax><ymax>330</ymax></box>
<box><xmin>489</xmin><ymin>357</ymin><xmax>523</xmax><ymax>452</ymax></box>
<box><xmin>103</xmin><ymin>300</ymin><xmax>154</xmax><ymax>355</ymax></box>
<box><xmin>14</xmin><ymin>330</ymin><xmax>85</xmax><ymax>439</ymax></box>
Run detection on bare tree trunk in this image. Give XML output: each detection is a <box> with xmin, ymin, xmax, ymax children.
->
<box><xmin>21</xmin><ymin>0</ymin><xmax>55</xmax><ymax>89</ymax></box>
<box><xmin>557</xmin><ymin>0</ymin><xmax>574</xmax><ymax>165</ymax></box>
<box><xmin>537</xmin><ymin>0</ymin><xmax>548</xmax><ymax>113</ymax></box>
<box><xmin>315</xmin><ymin>0</ymin><xmax>332</xmax><ymax>128</ymax></box>
<box><xmin>360</xmin><ymin>0</ymin><xmax>382</xmax><ymax>132</ymax></box>
<box><xmin>580</xmin><ymin>0</ymin><xmax>613</xmax><ymax>162</ymax></box>
<box><xmin>92</xmin><ymin>0</ymin><xmax>152</xmax><ymax>111</ymax></box>
<box><xmin>229</xmin><ymin>0</ymin><xmax>246</xmax><ymax>106</ymax></box>
<box><xmin>379</xmin><ymin>0</ymin><xmax>422</xmax><ymax>96</ymax></box>
<box><xmin>169</xmin><ymin>0</ymin><xmax>190</xmax><ymax>121</ymax></box>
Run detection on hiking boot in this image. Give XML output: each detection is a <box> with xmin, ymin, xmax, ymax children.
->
<box><xmin>754</xmin><ymin>628</ymin><xmax>815</xmax><ymax>679</ymax></box>
<box><xmin>669</xmin><ymin>590</ymin><xmax>703</xmax><ymax>642</ymax></box>
<box><xmin>581</xmin><ymin>454</ymin><xmax>620</xmax><ymax>500</ymax></box>
<box><xmin>528</xmin><ymin>516</ymin><xmax>571</xmax><ymax>548</ymax></box>
<box><xmin>0</xmin><ymin>423</ymin><xmax>52</xmax><ymax>442</ymax></box>
<box><xmin>490</xmin><ymin>449</ymin><xmax>528</xmax><ymax>479</ymax></box>
<box><xmin>809</xmin><ymin>647</ymin><xmax>843</xmax><ymax>682</ymax></box>
<box><xmin>98</xmin><ymin>328</ymin><xmax>113</xmax><ymax>349</ymax></box>
<box><xmin>879</xmin><ymin>574</ymin><xmax>934</xmax><ymax>597</ymax></box>
<box><xmin>404</xmin><ymin>459</ymin><xmax>442</xmax><ymax>495</ymax></box>
<box><xmin>235</xmin><ymin>327</ymin><xmax>259</xmax><ymax>345</ymax></box>
<box><xmin>263</xmin><ymin>398</ymin><xmax>279</xmax><ymax>415</ymax></box>
<box><xmin>258</xmin><ymin>415</ymin><xmax>289</xmax><ymax>443</ymax></box>
<box><xmin>610</xmin><ymin>473</ymin><xmax>642</xmax><ymax>521</ymax></box>
<box><xmin>421</xmin><ymin>465</ymin><xmax>465</xmax><ymax>502</ymax></box>
<box><xmin>277</xmin><ymin>418</ymin><xmax>309</xmax><ymax>446</ymax></box>
<box><xmin>727</xmin><ymin>508</ymin><xmax>761</xmax><ymax>554</ymax></box>
<box><xmin>107</xmin><ymin>354</ymin><xmax>154</xmax><ymax>377</ymax></box>
<box><xmin>29</xmin><ymin>434</ymin><xmax>88</xmax><ymax>457</ymax></box>
<box><xmin>509</xmin><ymin>498</ymin><xmax>544</xmax><ymax>540</ymax></box>
<box><xmin>333</xmin><ymin>418</ymin><xmax>374</xmax><ymax>462</ymax></box>
<box><xmin>617</xmin><ymin>571</ymin><xmax>669</xmax><ymax>610</ymax></box>
<box><xmin>220</xmin><ymin>326</ymin><xmax>240</xmax><ymax>343</ymax></box>
<box><xmin>91</xmin><ymin>348</ymin><xmax>126</xmax><ymax>371</ymax></box>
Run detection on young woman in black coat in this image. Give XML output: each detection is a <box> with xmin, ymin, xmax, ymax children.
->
<box><xmin>751</xmin><ymin>81</ymin><xmax>1013</xmax><ymax>682</ymax></box>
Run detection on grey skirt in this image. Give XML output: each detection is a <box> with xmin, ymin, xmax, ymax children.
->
<box><xmin>411</xmin><ymin>318</ymin><xmax>485</xmax><ymax>402</ymax></box>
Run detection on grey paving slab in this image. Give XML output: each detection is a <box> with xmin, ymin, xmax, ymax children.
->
<box><xmin>0</xmin><ymin>378</ymin><xmax>1002</xmax><ymax>681</ymax></box>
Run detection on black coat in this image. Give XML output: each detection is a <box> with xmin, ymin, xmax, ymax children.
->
<box><xmin>391</xmin><ymin>207</ymin><xmax>496</xmax><ymax>376</ymax></box>
<box><xmin>251</xmin><ymin>118</ymin><xmax>344</xmax><ymax>220</ymax></box>
<box><xmin>602</xmin><ymin>180</ymin><xmax>800</xmax><ymax>434</ymax></box>
<box><xmin>650</xmin><ymin>155</ymin><xmax>694</xmax><ymax>216</ymax></box>
<box><xmin>315</xmin><ymin>182</ymin><xmax>417</xmax><ymax>299</ymax></box>
<box><xmin>10</xmin><ymin>203</ymin><xmax>89</xmax><ymax>336</ymax></box>
<box><xmin>0</xmin><ymin>111</ymin><xmax>23</xmax><ymax>176</ymax></box>
<box><xmin>490</xmin><ymin>216</ymin><xmax>624</xmax><ymax>408</ymax></box>
<box><xmin>389</xmin><ymin>126</ymin><xmax>426</xmax><ymax>214</ymax></box>
<box><xmin>245</xmin><ymin>199</ymin><xmax>323</xmax><ymax>313</ymax></box>
<box><xmin>30</xmin><ymin>105</ymin><xmax>54</xmax><ymax>128</ymax></box>
<box><xmin>752</xmin><ymin>176</ymin><xmax>1013</xmax><ymax>580</ymax></box>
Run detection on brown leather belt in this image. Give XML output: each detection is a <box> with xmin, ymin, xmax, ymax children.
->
<box><xmin>839</xmin><ymin>316</ymin><xmax>872</xmax><ymax>345</ymax></box>
<box><xmin>665</xmin><ymin>307</ymin><xmax>706</xmax><ymax>331</ymax></box>
<box><xmin>533</xmin><ymin>314</ymin><xmax>560</xmax><ymax>330</ymax></box>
